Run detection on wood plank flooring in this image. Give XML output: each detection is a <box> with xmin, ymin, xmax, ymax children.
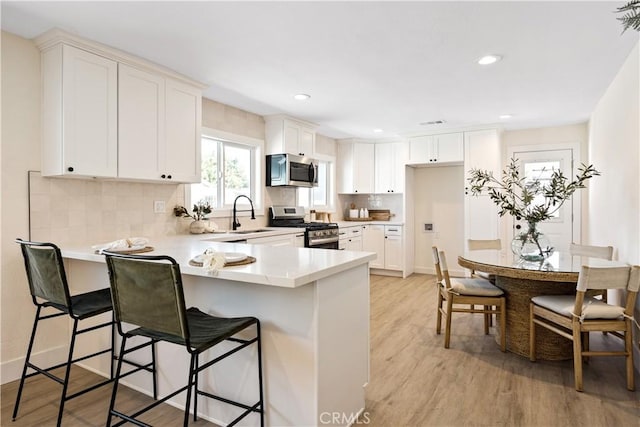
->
<box><xmin>365</xmin><ymin>274</ymin><xmax>639</xmax><ymax>427</ymax></box>
<box><xmin>2</xmin><ymin>273</ymin><xmax>638</xmax><ymax>426</ymax></box>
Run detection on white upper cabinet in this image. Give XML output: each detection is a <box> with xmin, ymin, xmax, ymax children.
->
<box><xmin>118</xmin><ymin>64</ymin><xmax>165</xmax><ymax>180</ymax></box>
<box><xmin>408</xmin><ymin>132</ymin><xmax>463</xmax><ymax>165</ymax></box>
<box><xmin>265</xmin><ymin>116</ymin><xmax>316</xmax><ymax>156</ymax></box>
<box><xmin>42</xmin><ymin>44</ymin><xmax>118</xmax><ymax>178</ymax></box>
<box><xmin>374</xmin><ymin>142</ymin><xmax>409</xmax><ymax>193</ymax></box>
<box><xmin>338</xmin><ymin>141</ymin><xmax>375</xmax><ymax>194</ymax></box>
<box><xmin>37</xmin><ymin>30</ymin><xmax>204</xmax><ymax>183</ymax></box>
<box><xmin>118</xmin><ymin>65</ymin><xmax>201</xmax><ymax>183</ymax></box>
<box><xmin>164</xmin><ymin>79</ymin><xmax>202</xmax><ymax>183</ymax></box>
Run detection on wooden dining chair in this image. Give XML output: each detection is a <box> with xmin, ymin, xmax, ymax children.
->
<box><xmin>569</xmin><ymin>243</ymin><xmax>614</xmax><ymax>260</ymax></box>
<box><xmin>529</xmin><ymin>264</ymin><xmax>639</xmax><ymax>391</ymax></box>
<box><xmin>433</xmin><ymin>246</ymin><xmax>506</xmax><ymax>351</ymax></box>
<box><xmin>466</xmin><ymin>239</ymin><xmax>502</xmax><ymax>282</ymax></box>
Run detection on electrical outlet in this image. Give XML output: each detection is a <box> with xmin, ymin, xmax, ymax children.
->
<box><xmin>154</xmin><ymin>200</ymin><xmax>166</xmax><ymax>213</ymax></box>
<box><xmin>424</xmin><ymin>223</ymin><xmax>434</xmax><ymax>232</ymax></box>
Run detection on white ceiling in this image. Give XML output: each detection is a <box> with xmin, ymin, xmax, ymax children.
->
<box><xmin>2</xmin><ymin>1</ymin><xmax>638</xmax><ymax>139</ymax></box>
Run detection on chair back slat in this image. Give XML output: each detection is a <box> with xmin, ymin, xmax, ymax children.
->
<box><xmin>17</xmin><ymin>240</ymin><xmax>71</xmax><ymax>308</ymax></box>
<box><xmin>576</xmin><ymin>265</ymin><xmax>631</xmax><ymax>291</ymax></box>
<box><xmin>467</xmin><ymin>239</ymin><xmax>501</xmax><ymax>251</ymax></box>
<box><xmin>106</xmin><ymin>254</ymin><xmax>189</xmax><ymax>340</ymax></box>
<box><xmin>569</xmin><ymin>243</ymin><xmax>614</xmax><ymax>260</ymax></box>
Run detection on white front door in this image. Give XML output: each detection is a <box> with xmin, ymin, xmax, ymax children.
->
<box><xmin>509</xmin><ymin>148</ymin><xmax>575</xmax><ymax>254</ymax></box>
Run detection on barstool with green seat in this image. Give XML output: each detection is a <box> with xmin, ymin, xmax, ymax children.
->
<box><xmin>104</xmin><ymin>251</ymin><xmax>264</xmax><ymax>427</ymax></box>
<box><xmin>12</xmin><ymin>238</ymin><xmax>156</xmax><ymax>427</ymax></box>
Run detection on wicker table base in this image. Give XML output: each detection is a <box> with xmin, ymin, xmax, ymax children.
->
<box><xmin>495</xmin><ymin>276</ymin><xmax>575</xmax><ymax>360</ymax></box>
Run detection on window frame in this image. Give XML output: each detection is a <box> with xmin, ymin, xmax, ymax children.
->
<box><xmin>187</xmin><ymin>127</ymin><xmax>264</xmax><ymax>218</ymax></box>
<box><xmin>297</xmin><ymin>153</ymin><xmax>335</xmax><ymax>212</ymax></box>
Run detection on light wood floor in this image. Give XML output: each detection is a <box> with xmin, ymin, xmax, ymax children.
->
<box><xmin>2</xmin><ymin>273</ymin><xmax>638</xmax><ymax>426</ymax></box>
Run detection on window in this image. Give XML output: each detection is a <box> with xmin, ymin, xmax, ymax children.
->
<box><xmin>298</xmin><ymin>159</ymin><xmax>333</xmax><ymax>211</ymax></box>
<box><xmin>190</xmin><ymin>130</ymin><xmax>262</xmax><ymax>214</ymax></box>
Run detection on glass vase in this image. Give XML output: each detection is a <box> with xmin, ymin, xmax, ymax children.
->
<box><xmin>511</xmin><ymin>222</ymin><xmax>554</xmax><ymax>261</ymax></box>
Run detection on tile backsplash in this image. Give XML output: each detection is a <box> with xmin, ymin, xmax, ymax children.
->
<box><xmin>28</xmin><ymin>171</ymin><xmax>186</xmax><ymax>246</ymax></box>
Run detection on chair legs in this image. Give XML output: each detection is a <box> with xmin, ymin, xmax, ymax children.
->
<box><xmin>625</xmin><ymin>319</ymin><xmax>635</xmax><ymax>391</ymax></box>
<box><xmin>435</xmin><ymin>287</ymin><xmax>444</xmax><ymax>334</ymax></box>
<box><xmin>13</xmin><ymin>307</ymin><xmax>116</xmax><ymax>427</ymax></box>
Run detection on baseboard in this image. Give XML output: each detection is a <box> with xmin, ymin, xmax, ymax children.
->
<box><xmin>1</xmin><ymin>345</ymin><xmax>68</xmax><ymax>384</ymax></box>
<box><xmin>369</xmin><ymin>269</ymin><xmax>402</xmax><ymax>277</ymax></box>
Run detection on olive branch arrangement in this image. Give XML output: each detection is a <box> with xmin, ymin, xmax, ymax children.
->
<box><xmin>616</xmin><ymin>1</ymin><xmax>640</xmax><ymax>33</ymax></box>
<box><xmin>467</xmin><ymin>158</ymin><xmax>600</xmax><ymax>225</ymax></box>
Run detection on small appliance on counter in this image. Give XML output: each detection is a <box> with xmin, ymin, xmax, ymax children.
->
<box><xmin>268</xmin><ymin>206</ymin><xmax>339</xmax><ymax>249</ymax></box>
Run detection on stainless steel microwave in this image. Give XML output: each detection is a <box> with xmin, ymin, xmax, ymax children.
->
<box><xmin>266</xmin><ymin>154</ymin><xmax>319</xmax><ymax>188</ymax></box>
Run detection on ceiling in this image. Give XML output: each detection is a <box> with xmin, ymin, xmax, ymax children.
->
<box><xmin>2</xmin><ymin>1</ymin><xmax>638</xmax><ymax>139</ymax></box>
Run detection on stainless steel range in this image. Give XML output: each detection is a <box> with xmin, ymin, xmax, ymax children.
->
<box><xmin>268</xmin><ymin>206</ymin><xmax>339</xmax><ymax>249</ymax></box>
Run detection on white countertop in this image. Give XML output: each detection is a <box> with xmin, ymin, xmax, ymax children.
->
<box><xmin>337</xmin><ymin>220</ymin><xmax>404</xmax><ymax>227</ymax></box>
<box><xmin>62</xmin><ymin>234</ymin><xmax>376</xmax><ymax>288</ymax></box>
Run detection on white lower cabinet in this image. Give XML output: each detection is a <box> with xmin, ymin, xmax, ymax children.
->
<box><xmin>247</xmin><ymin>234</ymin><xmax>295</xmax><ymax>247</ymax></box>
<box><xmin>294</xmin><ymin>233</ymin><xmax>305</xmax><ymax>248</ymax></box>
<box><xmin>362</xmin><ymin>225</ymin><xmax>385</xmax><ymax>268</ymax></box>
<box><xmin>339</xmin><ymin>226</ymin><xmax>363</xmax><ymax>251</ymax></box>
<box><xmin>383</xmin><ymin>226</ymin><xmax>404</xmax><ymax>271</ymax></box>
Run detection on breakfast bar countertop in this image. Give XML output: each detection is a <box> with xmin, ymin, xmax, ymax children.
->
<box><xmin>61</xmin><ymin>234</ymin><xmax>376</xmax><ymax>288</ymax></box>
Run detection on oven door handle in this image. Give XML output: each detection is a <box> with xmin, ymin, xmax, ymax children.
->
<box><xmin>308</xmin><ymin>236</ymin><xmax>339</xmax><ymax>246</ymax></box>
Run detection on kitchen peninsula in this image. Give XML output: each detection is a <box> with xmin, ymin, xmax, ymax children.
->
<box><xmin>61</xmin><ymin>234</ymin><xmax>376</xmax><ymax>426</ymax></box>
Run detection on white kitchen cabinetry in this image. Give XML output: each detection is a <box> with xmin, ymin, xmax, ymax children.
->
<box><xmin>37</xmin><ymin>30</ymin><xmax>204</xmax><ymax>183</ymax></box>
<box><xmin>464</xmin><ymin>129</ymin><xmax>501</xmax><ymax>263</ymax></box>
<box><xmin>383</xmin><ymin>225</ymin><xmax>404</xmax><ymax>271</ymax></box>
<box><xmin>248</xmin><ymin>234</ymin><xmax>295</xmax><ymax>247</ymax></box>
<box><xmin>294</xmin><ymin>233</ymin><xmax>305</xmax><ymax>248</ymax></box>
<box><xmin>374</xmin><ymin>142</ymin><xmax>409</xmax><ymax>193</ymax></box>
<box><xmin>362</xmin><ymin>224</ymin><xmax>385</xmax><ymax>268</ymax></box>
<box><xmin>41</xmin><ymin>44</ymin><xmax>118</xmax><ymax>178</ymax></box>
<box><xmin>337</xmin><ymin>142</ymin><xmax>375</xmax><ymax>194</ymax></box>
<box><xmin>339</xmin><ymin>226</ymin><xmax>363</xmax><ymax>251</ymax></box>
<box><xmin>265</xmin><ymin>116</ymin><xmax>316</xmax><ymax>156</ymax></box>
<box><xmin>408</xmin><ymin>133</ymin><xmax>463</xmax><ymax>165</ymax></box>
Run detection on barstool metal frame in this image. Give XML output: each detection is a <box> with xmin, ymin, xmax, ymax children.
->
<box><xmin>104</xmin><ymin>252</ymin><xmax>264</xmax><ymax>427</ymax></box>
<box><xmin>12</xmin><ymin>239</ymin><xmax>156</xmax><ymax>427</ymax></box>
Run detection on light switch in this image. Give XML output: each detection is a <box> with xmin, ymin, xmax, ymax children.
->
<box><xmin>424</xmin><ymin>223</ymin><xmax>434</xmax><ymax>232</ymax></box>
<box><xmin>154</xmin><ymin>200</ymin><xmax>166</xmax><ymax>213</ymax></box>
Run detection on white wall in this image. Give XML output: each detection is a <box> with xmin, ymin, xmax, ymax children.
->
<box><xmin>412</xmin><ymin>165</ymin><xmax>465</xmax><ymax>276</ymax></box>
<box><xmin>1</xmin><ymin>31</ymin><xmax>71</xmax><ymax>382</ymax></box>
<box><xmin>588</xmin><ymin>41</ymin><xmax>639</xmax><ymax>373</ymax></box>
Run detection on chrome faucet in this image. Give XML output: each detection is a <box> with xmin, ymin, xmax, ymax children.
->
<box><xmin>232</xmin><ymin>195</ymin><xmax>256</xmax><ymax>230</ymax></box>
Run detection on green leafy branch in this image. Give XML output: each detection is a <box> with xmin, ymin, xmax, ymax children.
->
<box><xmin>616</xmin><ymin>0</ymin><xmax>640</xmax><ymax>33</ymax></box>
<box><xmin>468</xmin><ymin>158</ymin><xmax>600</xmax><ymax>224</ymax></box>
<box><xmin>174</xmin><ymin>202</ymin><xmax>212</xmax><ymax>221</ymax></box>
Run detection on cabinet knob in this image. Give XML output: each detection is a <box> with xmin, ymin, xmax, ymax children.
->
<box><xmin>515</xmin><ymin>224</ymin><xmax>522</xmax><ymax>230</ymax></box>
<box><xmin>299</xmin><ymin>152</ymin><xmax>305</xmax><ymax>156</ymax></box>
<box><xmin>167</xmin><ymin>175</ymin><xmax>172</xmax><ymax>179</ymax></box>
<box><xmin>161</xmin><ymin>174</ymin><xmax>166</xmax><ymax>179</ymax></box>
<box><xmin>67</xmin><ymin>166</ymin><xmax>74</xmax><ymax>172</ymax></box>
<box><xmin>354</xmin><ymin>190</ymin><xmax>358</xmax><ymax>193</ymax></box>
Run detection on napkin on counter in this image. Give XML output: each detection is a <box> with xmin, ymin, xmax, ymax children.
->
<box><xmin>201</xmin><ymin>249</ymin><xmax>226</xmax><ymax>274</ymax></box>
<box><xmin>92</xmin><ymin>237</ymin><xmax>149</xmax><ymax>254</ymax></box>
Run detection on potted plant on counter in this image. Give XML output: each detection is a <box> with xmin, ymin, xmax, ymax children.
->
<box><xmin>467</xmin><ymin>158</ymin><xmax>600</xmax><ymax>261</ymax></box>
<box><xmin>174</xmin><ymin>201</ymin><xmax>213</xmax><ymax>234</ymax></box>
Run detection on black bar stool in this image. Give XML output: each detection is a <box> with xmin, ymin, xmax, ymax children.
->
<box><xmin>12</xmin><ymin>238</ymin><xmax>157</xmax><ymax>427</ymax></box>
<box><xmin>104</xmin><ymin>251</ymin><xmax>264</xmax><ymax>427</ymax></box>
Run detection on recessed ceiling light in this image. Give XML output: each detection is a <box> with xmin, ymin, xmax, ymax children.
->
<box><xmin>478</xmin><ymin>54</ymin><xmax>502</xmax><ymax>65</ymax></box>
<box><xmin>499</xmin><ymin>114</ymin><xmax>513</xmax><ymax>119</ymax></box>
<box><xmin>293</xmin><ymin>93</ymin><xmax>311</xmax><ymax>100</ymax></box>
<box><xmin>373</xmin><ymin>129</ymin><xmax>384</xmax><ymax>133</ymax></box>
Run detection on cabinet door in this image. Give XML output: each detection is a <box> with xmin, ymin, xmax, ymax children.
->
<box><xmin>283</xmin><ymin>121</ymin><xmax>301</xmax><ymax>155</ymax></box>
<box><xmin>299</xmin><ymin>127</ymin><xmax>315</xmax><ymax>157</ymax></box>
<box><xmin>118</xmin><ymin>64</ymin><xmax>165</xmax><ymax>180</ymax></box>
<box><xmin>56</xmin><ymin>45</ymin><xmax>118</xmax><ymax>177</ymax></box>
<box><xmin>391</xmin><ymin>142</ymin><xmax>409</xmax><ymax>192</ymax></box>
<box><xmin>346</xmin><ymin>236</ymin><xmax>363</xmax><ymax>251</ymax></box>
<box><xmin>434</xmin><ymin>133</ymin><xmax>464</xmax><ymax>163</ymax></box>
<box><xmin>374</xmin><ymin>144</ymin><xmax>393</xmax><ymax>193</ymax></box>
<box><xmin>353</xmin><ymin>143</ymin><xmax>375</xmax><ymax>193</ymax></box>
<box><xmin>464</xmin><ymin>129</ymin><xmax>501</xmax><ymax>262</ymax></box>
<box><xmin>248</xmin><ymin>235</ymin><xmax>294</xmax><ymax>246</ymax></box>
<box><xmin>362</xmin><ymin>225</ymin><xmax>385</xmax><ymax>268</ymax></box>
<box><xmin>337</xmin><ymin>143</ymin><xmax>354</xmax><ymax>193</ymax></box>
<box><xmin>165</xmin><ymin>79</ymin><xmax>202</xmax><ymax>183</ymax></box>
<box><xmin>408</xmin><ymin>136</ymin><xmax>431</xmax><ymax>163</ymax></box>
